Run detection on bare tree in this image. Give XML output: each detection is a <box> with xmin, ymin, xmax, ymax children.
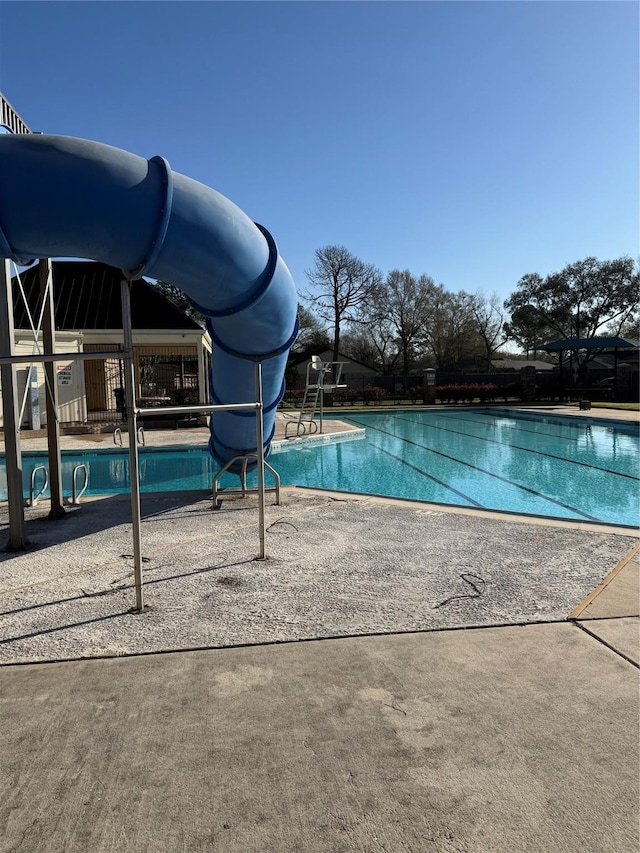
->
<box><xmin>342</xmin><ymin>321</ymin><xmax>400</xmax><ymax>374</ymax></box>
<box><xmin>284</xmin><ymin>305</ymin><xmax>331</xmax><ymax>389</ymax></box>
<box><xmin>371</xmin><ymin>270</ymin><xmax>437</xmax><ymax>374</ymax></box>
<box><xmin>462</xmin><ymin>291</ymin><xmax>506</xmax><ymax>370</ymax></box>
<box><xmin>290</xmin><ymin>304</ymin><xmax>331</xmax><ymax>357</ymax></box>
<box><xmin>422</xmin><ymin>287</ymin><xmax>482</xmax><ymax>369</ymax></box>
<box><xmin>304</xmin><ymin>245</ymin><xmax>382</xmax><ymax>368</ymax></box>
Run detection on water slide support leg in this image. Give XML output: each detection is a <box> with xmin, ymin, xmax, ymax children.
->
<box><xmin>255</xmin><ymin>361</ymin><xmax>266</xmax><ymax>560</ymax></box>
<box><xmin>121</xmin><ymin>278</ymin><xmax>145</xmax><ymax>612</ymax></box>
<box><xmin>0</xmin><ymin>260</ymin><xmax>28</xmax><ymax>549</ymax></box>
<box><xmin>40</xmin><ymin>258</ymin><xmax>65</xmax><ymax>518</ymax></box>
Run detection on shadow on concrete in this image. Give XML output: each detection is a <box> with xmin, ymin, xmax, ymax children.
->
<box><xmin>0</xmin><ymin>490</ymin><xmax>224</xmax><ymax>558</ymax></box>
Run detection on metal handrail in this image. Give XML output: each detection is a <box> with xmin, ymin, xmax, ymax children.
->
<box><xmin>211</xmin><ymin>454</ymin><xmax>281</xmax><ymax>509</ymax></box>
<box><xmin>114</xmin><ymin>426</ymin><xmax>145</xmax><ymax>446</ymax></box>
<box><xmin>70</xmin><ymin>464</ymin><xmax>88</xmax><ymax>505</ymax></box>
<box><xmin>26</xmin><ymin>465</ymin><xmax>48</xmax><ymax>506</ymax></box>
<box><xmin>285</xmin><ymin>417</ymin><xmax>318</xmax><ymax>439</ymax></box>
<box><xmin>135</xmin><ymin>402</ymin><xmax>258</xmax><ymax>417</ymax></box>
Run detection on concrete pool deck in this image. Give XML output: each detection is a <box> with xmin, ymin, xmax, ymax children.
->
<box><xmin>0</xmin><ymin>408</ymin><xmax>364</xmax><ymax>454</ymax></box>
<box><xmin>4</xmin><ymin>401</ymin><xmax>638</xmax><ymax>455</ymax></box>
<box><xmin>0</xmin><ymin>404</ymin><xmax>638</xmax><ymax>851</ymax></box>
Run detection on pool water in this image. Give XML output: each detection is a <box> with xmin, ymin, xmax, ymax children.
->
<box><xmin>5</xmin><ymin>409</ymin><xmax>639</xmax><ymax>527</ymax></box>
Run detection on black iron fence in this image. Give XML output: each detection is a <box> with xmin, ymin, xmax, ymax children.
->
<box><xmin>283</xmin><ymin>367</ymin><xmax>638</xmax><ymax>406</ymax></box>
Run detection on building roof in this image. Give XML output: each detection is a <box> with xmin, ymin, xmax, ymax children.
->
<box><xmin>536</xmin><ymin>336</ymin><xmax>639</xmax><ymax>352</ymax></box>
<box><xmin>11</xmin><ymin>261</ymin><xmax>202</xmax><ymax>332</ymax></box>
<box><xmin>491</xmin><ymin>357</ymin><xmax>555</xmax><ymax>371</ymax></box>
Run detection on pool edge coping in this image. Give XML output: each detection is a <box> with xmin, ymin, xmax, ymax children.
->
<box><xmin>290</xmin><ymin>486</ymin><xmax>640</xmax><ymax>537</ymax></box>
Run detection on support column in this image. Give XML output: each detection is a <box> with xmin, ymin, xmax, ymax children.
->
<box><xmin>40</xmin><ymin>259</ymin><xmax>65</xmax><ymax>518</ymax></box>
<box><xmin>121</xmin><ymin>279</ymin><xmax>145</xmax><ymax>611</ymax></box>
<box><xmin>198</xmin><ymin>341</ymin><xmax>208</xmax><ymax>406</ymax></box>
<box><xmin>0</xmin><ymin>260</ymin><xmax>29</xmax><ymax>549</ymax></box>
<box><xmin>520</xmin><ymin>365</ymin><xmax>537</xmax><ymax>403</ymax></box>
<box><xmin>254</xmin><ymin>362</ymin><xmax>266</xmax><ymax>560</ymax></box>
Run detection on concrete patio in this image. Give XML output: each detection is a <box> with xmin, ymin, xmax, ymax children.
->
<box><xmin>0</xmin><ymin>405</ymin><xmax>638</xmax><ymax>851</ymax></box>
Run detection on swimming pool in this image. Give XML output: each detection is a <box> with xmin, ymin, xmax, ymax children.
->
<box><xmin>4</xmin><ymin>409</ymin><xmax>639</xmax><ymax>527</ymax></box>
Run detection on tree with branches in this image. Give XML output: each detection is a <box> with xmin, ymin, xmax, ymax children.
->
<box><xmin>304</xmin><ymin>245</ymin><xmax>382</xmax><ymax>368</ymax></box>
<box><xmin>503</xmin><ymin>304</ymin><xmax>561</xmax><ymax>355</ymax></box>
<box><xmin>504</xmin><ymin>257</ymin><xmax>639</xmax><ymax>365</ymax></box>
<box><xmin>462</xmin><ymin>291</ymin><xmax>506</xmax><ymax>370</ymax></box>
<box><xmin>152</xmin><ymin>280</ymin><xmax>206</xmax><ymax>328</ymax></box>
<box><xmin>369</xmin><ymin>270</ymin><xmax>437</xmax><ymax>374</ymax></box>
<box><xmin>341</xmin><ymin>321</ymin><xmax>401</xmax><ymax>374</ymax></box>
<box><xmin>422</xmin><ymin>287</ymin><xmax>482</xmax><ymax>369</ymax></box>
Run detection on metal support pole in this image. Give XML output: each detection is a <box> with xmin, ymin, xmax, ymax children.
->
<box><xmin>121</xmin><ymin>279</ymin><xmax>145</xmax><ymax>611</ymax></box>
<box><xmin>197</xmin><ymin>342</ymin><xmax>207</xmax><ymax>407</ymax></box>
<box><xmin>40</xmin><ymin>259</ymin><xmax>65</xmax><ymax>518</ymax></box>
<box><xmin>0</xmin><ymin>260</ymin><xmax>29</xmax><ymax>549</ymax></box>
<box><xmin>254</xmin><ymin>361</ymin><xmax>266</xmax><ymax>560</ymax></box>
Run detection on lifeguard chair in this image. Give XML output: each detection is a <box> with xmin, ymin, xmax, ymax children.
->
<box><xmin>284</xmin><ymin>355</ymin><xmax>346</xmax><ymax>437</ymax></box>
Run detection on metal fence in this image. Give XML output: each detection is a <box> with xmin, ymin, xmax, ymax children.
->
<box><xmin>283</xmin><ymin>367</ymin><xmax>637</xmax><ymax>405</ymax></box>
<box><xmin>284</xmin><ymin>371</ymin><xmax>551</xmax><ymax>406</ymax></box>
<box><xmin>84</xmin><ymin>345</ymin><xmax>205</xmax><ymax>422</ymax></box>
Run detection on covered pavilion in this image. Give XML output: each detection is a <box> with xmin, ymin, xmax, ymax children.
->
<box><xmin>535</xmin><ymin>336</ymin><xmax>639</xmax><ymax>401</ymax></box>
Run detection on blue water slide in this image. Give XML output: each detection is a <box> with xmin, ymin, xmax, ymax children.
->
<box><xmin>0</xmin><ymin>134</ymin><xmax>299</xmax><ymax>468</ymax></box>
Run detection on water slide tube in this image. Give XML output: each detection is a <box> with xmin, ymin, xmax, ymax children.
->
<box><xmin>0</xmin><ymin>134</ymin><xmax>299</xmax><ymax>470</ymax></box>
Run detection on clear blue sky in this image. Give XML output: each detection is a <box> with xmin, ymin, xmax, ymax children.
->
<box><xmin>0</xmin><ymin>0</ymin><xmax>637</xmax><ymax>307</ymax></box>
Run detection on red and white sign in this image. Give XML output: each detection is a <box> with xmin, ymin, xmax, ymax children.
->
<box><xmin>57</xmin><ymin>364</ymin><xmax>72</xmax><ymax>386</ymax></box>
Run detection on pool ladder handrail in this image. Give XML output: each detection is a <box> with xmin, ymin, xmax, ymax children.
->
<box><xmin>114</xmin><ymin>426</ymin><xmax>145</xmax><ymax>446</ymax></box>
<box><xmin>211</xmin><ymin>454</ymin><xmax>281</xmax><ymax>509</ymax></box>
<box><xmin>26</xmin><ymin>465</ymin><xmax>48</xmax><ymax>507</ymax></box>
<box><xmin>70</xmin><ymin>464</ymin><xmax>89</xmax><ymax>505</ymax></box>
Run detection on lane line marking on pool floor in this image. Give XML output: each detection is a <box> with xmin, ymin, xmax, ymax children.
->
<box><xmin>393</xmin><ymin>411</ymin><xmax>640</xmax><ymax>480</ymax></box>
<box><xmin>345</xmin><ymin>416</ymin><xmax>602</xmax><ymax>522</ymax></box>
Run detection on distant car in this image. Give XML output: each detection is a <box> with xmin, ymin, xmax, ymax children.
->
<box><xmin>595</xmin><ymin>377</ymin><xmax>615</xmax><ymax>387</ymax></box>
